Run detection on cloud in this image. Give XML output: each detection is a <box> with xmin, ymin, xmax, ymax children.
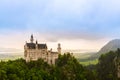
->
<box><xmin>0</xmin><ymin>31</ymin><xmax>110</xmax><ymax>51</ymax></box>
<box><xmin>0</xmin><ymin>0</ymin><xmax>120</xmax><ymax>47</ymax></box>
<box><xmin>37</xmin><ymin>31</ymin><xmax>105</xmax><ymax>43</ymax></box>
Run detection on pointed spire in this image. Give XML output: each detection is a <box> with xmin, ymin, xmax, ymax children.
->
<box><xmin>50</xmin><ymin>48</ymin><xmax>52</xmax><ymax>52</ymax></box>
<box><xmin>30</xmin><ymin>34</ymin><xmax>34</xmax><ymax>43</ymax></box>
<box><xmin>36</xmin><ymin>40</ymin><xmax>38</xmax><ymax>49</ymax></box>
<box><xmin>36</xmin><ymin>40</ymin><xmax>38</xmax><ymax>44</ymax></box>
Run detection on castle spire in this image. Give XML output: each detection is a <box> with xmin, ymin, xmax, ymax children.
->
<box><xmin>36</xmin><ymin>40</ymin><xmax>38</xmax><ymax>44</ymax></box>
<box><xmin>30</xmin><ymin>34</ymin><xmax>34</xmax><ymax>43</ymax></box>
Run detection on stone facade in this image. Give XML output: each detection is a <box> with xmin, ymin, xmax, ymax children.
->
<box><xmin>24</xmin><ymin>35</ymin><xmax>61</xmax><ymax>64</ymax></box>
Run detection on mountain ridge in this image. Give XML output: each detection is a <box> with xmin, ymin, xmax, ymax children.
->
<box><xmin>98</xmin><ymin>39</ymin><xmax>120</xmax><ymax>55</ymax></box>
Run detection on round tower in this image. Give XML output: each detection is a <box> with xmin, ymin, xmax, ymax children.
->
<box><xmin>57</xmin><ymin>43</ymin><xmax>61</xmax><ymax>54</ymax></box>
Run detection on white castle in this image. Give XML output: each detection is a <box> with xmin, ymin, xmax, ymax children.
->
<box><xmin>24</xmin><ymin>35</ymin><xmax>61</xmax><ymax>64</ymax></box>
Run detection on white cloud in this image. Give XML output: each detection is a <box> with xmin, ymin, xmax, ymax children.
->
<box><xmin>0</xmin><ymin>32</ymin><xmax>110</xmax><ymax>51</ymax></box>
<box><xmin>0</xmin><ymin>0</ymin><xmax>120</xmax><ymax>50</ymax></box>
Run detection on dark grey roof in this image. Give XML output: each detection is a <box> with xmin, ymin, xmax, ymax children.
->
<box><xmin>51</xmin><ymin>52</ymin><xmax>58</xmax><ymax>54</ymax></box>
<box><xmin>26</xmin><ymin>43</ymin><xmax>47</xmax><ymax>49</ymax></box>
<box><xmin>38</xmin><ymin>44</ymin><xmax>47</xmax><ymax>49</ymax></box>
<box><xmin>26</xmin><ymin>43</ymin><xmax>36</xmax><ymax>49</ymax></box>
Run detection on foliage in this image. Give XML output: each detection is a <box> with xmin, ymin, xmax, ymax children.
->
<box><xmin>80</xmin><ymin>59</ymin><xmax>98</xmax><ymax>66</ymax></box>
<box><xmin>0</xmin><ymin>53</ymin><xmax>96</xmax><ymax>80</ymax></box>
<box><xmin>96</xmin><ymin>49</ymin><xmax>120</xmax><ymax>80</ymax></box>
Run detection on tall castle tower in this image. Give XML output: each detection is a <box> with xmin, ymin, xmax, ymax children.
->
<box><xmin>30</xmin><ymin>34</ymin><xmax>34</xmax><ymax>43</ymax></box>
<box><xmin>24</xmin><ymin>35</ymin><xmax>62</xmax><ymax>64</ymax></box>
<box><xmin>57</xmin><ymin>43</ymin><xmax>61</xmax><ymax>54</ymax></box>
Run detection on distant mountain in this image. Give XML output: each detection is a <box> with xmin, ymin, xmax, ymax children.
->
<box><xmin>98</xmin><ymin>39</ymin><xmax>120</xmax><ymax>55</ymax></box>
<box><xmin>0</xmin><ymin>47</ymin><xmax>23</xmax><ymax>55</ymax></box>
<box><xmin>0</xmin><ymin>47</ymin><xmax>23</xmax><ymax>60</ymax></box>
<box><xmin>88</xmin><ymin>39</ymin><xmax>120</xmax><ymax>60</ymax></box>
<box><xmin>62</xmin><ymin>49</ymin><xmax>97</xmax><ymax>54</ymax></box>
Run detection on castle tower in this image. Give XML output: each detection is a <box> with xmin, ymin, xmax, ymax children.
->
<box><xmin>36</xmin><ymin>40</ymin><xmax>38</xmax><ymax>49</ymax></box>
<box><xmin>30</xmin><ymin>34</ymin><xmax>34</xmax><ymax>43</ymax></box>
<box><xmin>57</xmin><ymin>43</ymin><xmax>61</xmax><ymax>54</ymax></box>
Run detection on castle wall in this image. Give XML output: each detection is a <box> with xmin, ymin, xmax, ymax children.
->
<box><xmin>24</xmin><ymin>35</ymin><xmax>61</xmax><ymax>65</ymax></box>
<box><xmin>24</xmin><ymin>44</ymin><xmax>60</xmax><ymax>64</ymax></box>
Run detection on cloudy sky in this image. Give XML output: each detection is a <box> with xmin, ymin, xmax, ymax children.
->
<box><xmin>0</xmin><ymin>0</ymin><xmax>120</xmax><ymax>51</ymax></box>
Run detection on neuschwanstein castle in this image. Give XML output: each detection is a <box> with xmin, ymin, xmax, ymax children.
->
<box><xmin>24</xmin><ymin>35</ymin><xmax>61</xmax><ymax>64</ymax></box>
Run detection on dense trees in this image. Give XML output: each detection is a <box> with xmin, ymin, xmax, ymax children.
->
<box><xmin>1</xmin><ymin>50</ymin><xmax>120</xmax><ymax>80</ymax></box>
<box><xmin>55</xmin><ymin>53</ymin><xmax>96</xmax><ymax>80</ymax></box>
<box><xmin>97</xmin><ymin>49</ymin><xmax>120</xmax><ymax>80</ymax></box>
<box><xmin>0</xmin><ymin>53</ymin><xmax>96</xmax><ymax>80</ymax></box>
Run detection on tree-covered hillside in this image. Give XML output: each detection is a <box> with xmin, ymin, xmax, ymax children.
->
<box><xmin>97</xmin><ymin>49</ymin><xmax>120</xmax><ymax>80</ymax></box>
<box><xmin>1</xmin><ymin>50</ymin><xmax>120</xmax><ymax>80</ymax></box>
<box><xmin>0</xmin><ymin>53</ymin><xmax>96</xmax><ymax>80</ymax></box>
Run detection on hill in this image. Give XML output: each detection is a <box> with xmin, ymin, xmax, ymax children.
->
<box><xmin>83</xmin><ymin>39</ymin><xmax>120</xmax><ymax>63</ymax></box>
<box><xmin>0</xmin><ymin>53</ymin><xmax>96</xmax><ymax>80</ymax></box>
<box><xmin>96</xmin><ymin>49</ymin><xmax>120</xmax><ymax>80</ymax></box>
<box><xmin>98</xmin><ymin>39</ymin><xmax>120</xmax><ymax>55</ymax></box>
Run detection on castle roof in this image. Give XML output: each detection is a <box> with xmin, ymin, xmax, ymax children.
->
<box><xmin>38</xmin><ymin>44</ymin><xmax>47</xmax><ymax>49</ymax></box>
<box><xmin>26</xmin><ymin>43</ymin><xmax>47</xmax><ymax>49</ymax></box>
<box><xmin>51</xmin><ymin>52</ymin><xmax>58</xmax><ymax>54</ymax></box>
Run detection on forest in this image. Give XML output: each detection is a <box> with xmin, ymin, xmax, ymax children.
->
<box><xmin>0</xmin><ymin>50</ymin><xmax>120</xmax><ymax>80</ymax></box>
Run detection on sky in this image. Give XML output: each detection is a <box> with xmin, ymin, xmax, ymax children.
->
<box><xmin>0</xmin><ymin>0</ymin><xmax>120</xmax><ymax>51</ymax></box>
